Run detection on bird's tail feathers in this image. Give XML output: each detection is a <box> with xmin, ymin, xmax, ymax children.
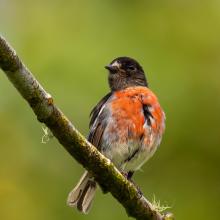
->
<box><xmin>67</xmin><ymin>171</ymin><xmax>97</xmax><ymax>214</ymax></box>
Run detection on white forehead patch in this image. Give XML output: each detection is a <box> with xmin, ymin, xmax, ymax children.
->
<box><xmin>111</xmin><ymin>61</ymin><xmax>120</xmax><ymax>68</ymax></box>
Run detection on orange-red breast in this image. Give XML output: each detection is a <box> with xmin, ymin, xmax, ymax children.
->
<box><xmin>67</xmin><ymin>57</ymin><xmax>165</xmax><ymax>214</ymax></box>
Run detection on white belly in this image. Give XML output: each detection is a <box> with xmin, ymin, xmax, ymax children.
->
<box><xmin>102</xmin><ymin>138</ymin><xmax>159</xmax><ymax>172</ymax></box>
<box><xmin>122</xmin><ymin>143</ymin><xmax>158</xmax><ymax>172</ymax></box>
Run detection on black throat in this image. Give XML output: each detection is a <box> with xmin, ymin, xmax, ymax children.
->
<box><xmin>108</xmin><ymin>72</ymin><xmax>148</xmax><ymax>91</ymax></box>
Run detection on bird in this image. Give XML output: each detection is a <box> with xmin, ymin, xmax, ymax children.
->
<box><xmin>67</xmin><ymin>56</ymin><xmax>165</xmax><ymax>214</ymax></box>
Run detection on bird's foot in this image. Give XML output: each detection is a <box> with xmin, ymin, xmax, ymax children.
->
<box><xmin>121</xmin><ymin>171</ymin><xmax>143</xmax><ymax>198</ymax></box>
<box><xmin>128</xmin><ymin>178</ymin><xmax>143</xmax><ymax>198</ymax></box>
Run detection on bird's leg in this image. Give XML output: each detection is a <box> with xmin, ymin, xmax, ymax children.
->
<box><xmin>127</xmin><ymin>171</ymin><xmax>134</xmax><ymax>180</ymax></box>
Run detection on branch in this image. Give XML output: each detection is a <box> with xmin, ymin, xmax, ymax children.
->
<box><xmin>0</xmin><ymin>35</ymin><xmax>174</xmax><ymax>220</ymax></box>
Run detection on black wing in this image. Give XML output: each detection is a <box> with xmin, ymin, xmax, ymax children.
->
<box><xmin>89</xmin><ymin>92</ymin><xmax>112</xmax><ymax>128</ymax></box>
<box><xmin>88</xmin><ymin>92</ymin><xmax>112</xmax><ymax>148</ymax></box>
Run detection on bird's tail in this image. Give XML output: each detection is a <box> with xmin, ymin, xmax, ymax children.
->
<box><xmin>67</xmin><ymin>171</ymin><xmax>97</xmax><ymax>214</ymax></box>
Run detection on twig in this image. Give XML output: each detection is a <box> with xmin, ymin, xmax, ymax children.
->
<box><xmin>0</xmin><ymin>35</ymin><xmax>174</xmax><ymax>220</ymax></box>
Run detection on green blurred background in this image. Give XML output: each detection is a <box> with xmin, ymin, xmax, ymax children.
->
<box><xmin>0</xmin><ymin>0</ymin><xmax>220</xmax><ymax>219</ymax></box>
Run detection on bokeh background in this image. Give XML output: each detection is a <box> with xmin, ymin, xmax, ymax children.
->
<box><xmin>0</xmin><ymin>1</ymin><xmax>220</xmax><ymax>219</ymax></box>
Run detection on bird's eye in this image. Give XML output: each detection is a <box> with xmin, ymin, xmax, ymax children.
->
<box><xmin>127</xmin><ymin>65</ymin><xmax>136</xmax><ymax>71</ymax></box>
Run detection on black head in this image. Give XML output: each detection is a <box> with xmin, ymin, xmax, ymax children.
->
<box><xmin>105</xmin><ymin>57</ymin><xmax>148</xmax><ymax>91</ymax></box>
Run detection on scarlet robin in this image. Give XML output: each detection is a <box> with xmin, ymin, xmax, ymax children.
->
<box><xmin>67</xmin><ymin>57</ymin><xmax>165</xmax><ymax>213</ymax></box>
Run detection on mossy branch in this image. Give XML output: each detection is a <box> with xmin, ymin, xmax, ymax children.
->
<box><xmin>0</xmin><ymin>35</ymin><xmax>174</xmax><ymax>220</ymax></box>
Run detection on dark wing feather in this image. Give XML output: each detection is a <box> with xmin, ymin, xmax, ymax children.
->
<box><xmin>88</xmin><ymin>92</ymin><xmax>112</xmax><ymax>149</ymax></box>
<box><xmin>88</xmin><ymin>123</ymin><xmax>105</xmax><ymax>148</ymax></box>
<box><xmin>89</xmin><ymin>92</ymin><xmax>112</xmax><ymax>128</ymax></box>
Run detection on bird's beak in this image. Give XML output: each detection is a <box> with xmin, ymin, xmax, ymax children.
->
<box><xmin>105</xmin><ymin>65</ymin><xmax>118</xmax><ymax>73</ymax></box>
